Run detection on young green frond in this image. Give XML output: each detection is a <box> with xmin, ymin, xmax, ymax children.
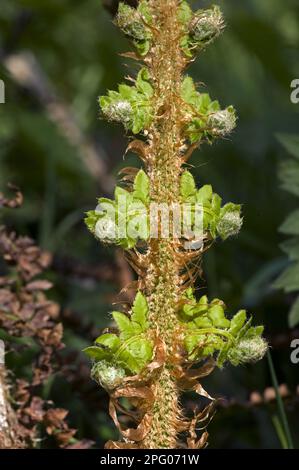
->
<box><xmin>85</xmin><ymin>0</ymin><xmax>266</xmax><ymax>449</ymax></box>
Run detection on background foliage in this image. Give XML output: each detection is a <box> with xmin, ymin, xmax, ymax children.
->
<box><xmin>0</xmin><ymin>0</ymin><xmax>299</xmax><ymax>448</ymax></box>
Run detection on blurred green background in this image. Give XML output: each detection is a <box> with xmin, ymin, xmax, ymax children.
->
<box><xmin>0</xmin><ymin>0</ymin><xmax>299</xmax><ymax>448</ymax></box>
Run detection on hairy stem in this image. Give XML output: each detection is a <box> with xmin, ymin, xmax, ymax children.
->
<box><xmin>142</xmin><ymin>0</ymin><xmax>185</xmax><ymax>448</ymax></box>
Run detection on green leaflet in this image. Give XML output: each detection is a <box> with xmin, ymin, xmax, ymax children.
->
<box><xmin>181</xmin><ymin>76</ymin><xmax>220</xmax><ymax>115</ymax></box>
<box><xmin>112</xmin><ymin>311</ymin><xmax>141</xmax><ymax>340</ymax></box>
<box><xmin>180</xmin><ymin>288</ymin><xmax>266</xmax><ymax>367</ymax></box>
<box><xmin>277</xmin><ymin>133</ymin><xmax>299</xmax><ymax>160</ymax></box>
<box><xmin>179</xmin><ymin>173</ymin><xmax>242</xmax><ymax>241</ymax></box>
<box><xmin>185</xmin><ymin>333</ymin><xmax>205</xmax><ymax>357</ymax></box>
<box><xmin>116</xmin><ymin>337</ymin><xmax>153</xmax><ymax>374</ymax></box>
<box><xmin>181</xmin><ymin>76</ymin><xmax>200</xmax><ymax>104</ymax></box>
<box><xmin>197</xmin><ymin>184</ymin><xmax>213</xmax><ymax>204</ymax></box>
<box><xmin>83</xmin><ymin>346</ymin><xmax>111</xmax><ymax>361</ymax></box>
<box><xmin>189</xmin><ymin>334</ymin><xmax>225</xmax><ymax>361</ymax></box>
<box><xmin>180</xmin><ymin>287</ymin><xmax>198</xmax><ymax>317</ymax></box>
<box><xmin>99</xmin><ymin>68</ymin><xmax>153</xmax><ymax>134</ymax></box>
<box><xmin>178</xmin><ymin>4</ymin><xmax>224</xmax><ymax>56</ymax></box>
<box><xmin>83</xmin><ymin>334</ymin><xmax>121</xmax><ymax>362</ymax></box>
<box><xmin>208</xmin><ymin>304</ymin><xmax>230</xmax><ymax>329</ymax></box>
<box><xmin>180</xmin><ymin>291</ymin><xmax>230</xmax><ymax>329</ymax></box>
<box><xmin>280</xmin><ymin>238</ymin><xmax>299</xmax><ymax>261</ymax></box>
<box><xmin>279</xmin><ymin>159</ymin><xmax>299</xmax><ymax>198</ymax></box>
<box><xmin>95</xmin><ymin>333</ymin><xmax>121</xmax><ymax>352</ymax></box>
<box><xmin>85</xmin><ymin>170</ymin><xmax>150</xmax><ymax>250</ymax></box>
<box><xmin>211</xmin><ymin>193</ymin><xmax>222</xmax><ymax>214</ymax></box>
<box><xmin>180</xmin><ymin>76</ymin><xmax>236</xmax><ymax>144</ymax></box>
<box><xmin>178</xmin><ymin>0</ymin><xmax>193</xmax><ymax>25</ymax></box>
<box><xmin>180</xmin><ymin>171</ymin><xmax>197</xmax><ymax>201</ymax></box>
<box><xmin>273</xmin><ymin>262</ymin><xmax>299</xmax><ymax>293</ymax></box>
<box><xmin>131</xmin><ymin>291</ymin><xmax>149</xmax><ymax>331</ymax></box>
<box><xmin>246</xmin><ymin>325</ymin><xmax>264</xmax><ymax>338</ymax></box>
<box><xmin>177</xmin><ymin>1</ymin><xmax>194</xmax><ymax>58</ymax></box>
<box><xmin>112</xmin><ymin>292</ymin><xmax>150</xmax><ymax>340</ymax></box>
<box><xmin>85</xmin><ymin>210</ymin><xmax>100</xmax><ymax>234</ymax></box>
<box><xmin>229</xmin><ymin>310</ymin><xmax>247</xmax><ymax>336</ymax></box>
<box><xmin>184</xmin><ymin>327</ymin><xmax>228</xmax><ymax>362</ymax></box>
<box><xmin>84</xmin><ymin>292</ymin><xmax>153</xmax><ymax>379</ymax></box>
<box><xmin>279</xmin><ymin>209</ymin><xmax>299</xmax><ymax>235</ymax></box>
<box><xmin>116</xmin><ymin>1</ymin><xmax>153</xmax><ymax>56</ymax></box>
<box><xmin>136</xmin><ymin>68</ymin><xmax>153</xmax><ymax>98</ymax></box>
<box><xmin>178</xmin><ymin>4</ymin><xmax>225</xmax><ymax>58</ymax></box>
<box><xmin>133</xmin><ymin>169</ymin><xmax>150</xmax><ymax>204</ymax></box>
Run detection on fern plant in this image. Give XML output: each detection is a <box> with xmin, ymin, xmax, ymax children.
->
<box><xmin>84</xmin><ymin>0</ymin><xmax>266</xmax><ymax>449</ymax></box>
<box><xmin>274</xmin><ymin>134</ymin><xmax>299</xmax><ymax>328</ymax></box>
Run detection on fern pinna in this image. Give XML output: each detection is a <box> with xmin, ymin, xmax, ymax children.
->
<box><xmin>84</xmin><ymin>0</ymin><xmax>267</xmax><ymax>449</ymax></box>
<box><xmin>274</xmin><ymin>134</ymin><xmax>299</xmax><ymax>328</ymax></box>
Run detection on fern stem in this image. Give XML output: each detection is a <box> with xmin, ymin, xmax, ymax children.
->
<box><xmin>141</xmin><ymin>0</ymin><xmax>185</xmax><ymax>448</ymax></box>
